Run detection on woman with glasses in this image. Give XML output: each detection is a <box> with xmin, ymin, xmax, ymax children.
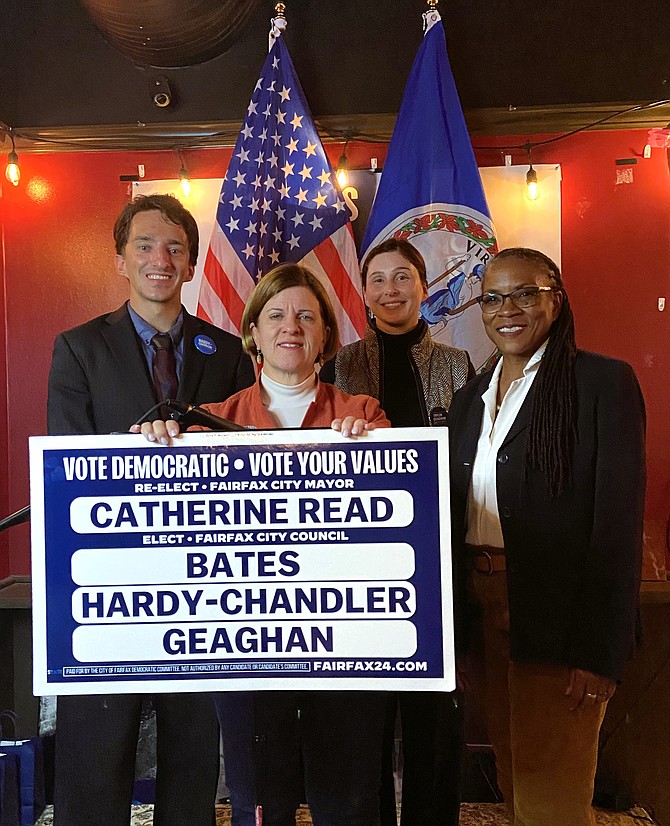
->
<box><xmin>448</xmin><ymin>247</ymin><xmax>645</xmax><ymax>826</ymax></box>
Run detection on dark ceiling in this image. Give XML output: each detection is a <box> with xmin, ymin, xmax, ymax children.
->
<box><xmin>1</xmin><ymin>0</ymin><xmax>669</xmax><ymax>139</ymax></box>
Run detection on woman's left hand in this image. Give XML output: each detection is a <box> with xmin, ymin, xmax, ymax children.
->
<box><xmin>331</xmin><ymin>417</ymin><xmax>377</xmax><ymax>438</ymax></box>
<box><xmin>129</xmin><ymin>419</ymin><xmax>181</xmax><ymax>446</ymax></box>
<box><xmin>565</xmin><ymin>668</ymin><xmax>616</xmax><ymax>711</ymax></box>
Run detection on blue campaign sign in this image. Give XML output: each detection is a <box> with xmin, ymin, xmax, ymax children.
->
<box><xmin>30</xmin><ymin>428</ymin><xmax>454</xmax><ymax>694</ymax></box>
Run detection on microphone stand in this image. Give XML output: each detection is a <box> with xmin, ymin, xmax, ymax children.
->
<box><xmin>3</xmin><ymin>403</ymin><xmax>244</xmax><ymax>530</ymax></box>
<box><xmin>0</xmin><ymin>505</ymin><xmax>31</xmax><ymax>532</ymax></box>
<box><xmin>133</xmin><ymin>399</ymin><xmax>246</xmax><ymax>432</ymax></box>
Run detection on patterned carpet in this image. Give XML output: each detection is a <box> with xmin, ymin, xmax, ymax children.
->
<box><xmin>35</xmin><ymin>803</ymin><xmax>655</xmax><ymax>824</ymax></box>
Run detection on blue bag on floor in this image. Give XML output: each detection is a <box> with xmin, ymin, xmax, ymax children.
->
<box><xmin>0</xmin><ymin>713</ymin><xmax>45</xmax><ymax>826</ymax></box>
<box><xmin>0</xmin><ymin>752</ymin><xmax>20</xmax><ymax>826</ymax></box>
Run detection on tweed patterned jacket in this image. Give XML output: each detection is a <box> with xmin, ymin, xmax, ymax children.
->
<box><xmin>326</xmin><ymin>320</ymin><xmax>472</xmax><ymax>425</ymax></box>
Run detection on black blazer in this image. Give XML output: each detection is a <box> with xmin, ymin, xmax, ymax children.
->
<box><xmin>448</xmin><ymin>350</ymin><xmax>646</xmax><ymax>681</ymax></box>
<box><xmin>47</xmin><ymin>304</ymin><xmax>255</xmax><ymax>435</ymax></box>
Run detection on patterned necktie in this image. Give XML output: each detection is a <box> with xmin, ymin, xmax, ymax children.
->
<box><xmin>151</xmin><ymin>333</ymin><xmax>178</xmax><ymax>415</ymax></box>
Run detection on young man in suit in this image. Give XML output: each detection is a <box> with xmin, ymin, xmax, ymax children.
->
<box><xmin>47</xmin><ymin>194</ymin><xmax>255</xmax><ymax>826</ymax></box>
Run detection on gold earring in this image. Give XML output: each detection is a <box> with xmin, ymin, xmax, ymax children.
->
<box><xmin>256</xmin><ymin>350</ymin><xmax>263</xmax><ymax>365</ymax></box>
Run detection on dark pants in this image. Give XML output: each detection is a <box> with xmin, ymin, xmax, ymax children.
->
<box><xmin>54</xmin><ymin>693</ymin><xmax>219</xmax><ymax>826</ymax></box>
<box><xmin>217</xmin><ymin>691</ymin><xmax>386</xmax><ymax>826</ymax></box>
<box><xmin>379</xmin><ymin>692</ymin><xmax>463</xmax><ymax>826</ymax></box>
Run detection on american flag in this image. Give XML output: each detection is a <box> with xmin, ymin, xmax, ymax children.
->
<box><xmin>198</xmin><ymin>33</ymin><xmax>366</xmax><ymax>344</ymax></box>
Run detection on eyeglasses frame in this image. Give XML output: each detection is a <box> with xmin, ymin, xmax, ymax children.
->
<box><xmin>477</xmin><ymin>285</ymin><xmax>560</xmax><ymax>314</ymax></box>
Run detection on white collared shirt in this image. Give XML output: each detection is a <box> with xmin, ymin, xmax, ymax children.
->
<box><xmin>465</xmin><ymin>341</ymin><xmax>548</xmax><ymax>547</ymax></box>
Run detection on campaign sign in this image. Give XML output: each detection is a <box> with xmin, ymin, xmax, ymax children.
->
<box><xmin>30</xmin><ymin>428</ymin><xmax>454</xmax><ymax>694</ymax></box>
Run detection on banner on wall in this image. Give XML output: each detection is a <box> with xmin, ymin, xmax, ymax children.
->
<box><xmin>479</xmin><ymin>165</ymin><xmax>561</xmax><ymax>264</ymax></box>
<box><xmin>30</xmin><ymin>428</ymin><xmax>455</xmax><ymax>695</ymax></box>
<box><xmin>134</xmin><ymin>164</ymin><xmax>561</xmax><ymax>320</ymax></box>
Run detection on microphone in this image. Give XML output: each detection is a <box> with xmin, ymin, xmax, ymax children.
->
<box><xmin>163</xmin><ymin>399</ymin><xmax>246</xmax><ymax>432</ymax></box>
<box><xmin>0</xmin><ymin>505</ymin><xmax>31</xmax><ymax>533</ymax></box>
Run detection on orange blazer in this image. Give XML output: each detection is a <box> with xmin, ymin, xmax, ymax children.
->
<box><xmin>197</xmin><ymin>375</ymin><xmax>390</xmax><ymax>430</ymax></box>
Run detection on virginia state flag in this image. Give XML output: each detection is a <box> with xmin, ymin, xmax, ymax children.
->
<box><xmin>361</xmin><ymin>12</ymin><xmax>497</xmax><ymax>370</ymax></box>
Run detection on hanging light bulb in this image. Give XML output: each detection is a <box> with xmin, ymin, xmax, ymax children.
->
<box><xmin>526</xmin><ymin>164</ymin><xmax>539</xmax><ymax>201</ymax></box>
<box><xmin>179</xmin><ymin>166</ymin><xmax>191</xmax><ymax>197</ymax></box>
<box><xmin>336</xmin><ymin>147</ymin><xmax>349</xmax><ymax>189</ymax></box>
<box><xmin>5</xmin><ymin>131</ymin><xmax>20</xmax><ymax>186</ymax></box>
<box><xmin>176</xmin><ymin>149</ymin><xmax>191</xmax><ymax>197</ymax></box>
<box><xmin>6</xmin><ymin>150</ymin><xmax>20</xmax><ymax>186</ymax></box>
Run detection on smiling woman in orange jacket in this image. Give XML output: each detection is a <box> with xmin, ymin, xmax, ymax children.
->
<box><xmin>136</xmin><ymin>263</ymin><xmax>390</xmax><ymax>826</ymax></box>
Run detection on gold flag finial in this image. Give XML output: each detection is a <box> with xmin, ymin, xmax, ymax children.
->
<box><xmin>270</xmin><ymin>2</ymin><xmax>287</xmax><ymax>49</ymax></box>
<box><xmin>427</xmin><ymin>0</ymin><xmax>439</xmax><ymax>8</ymax></box>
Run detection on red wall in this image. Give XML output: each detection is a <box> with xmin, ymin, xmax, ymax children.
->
<box><xmin>0</xmin><ymin>148</ymin><xmax>218</xmax><ymax>575</ymax></box>
<box><xmin>474</xmin><ymin>131</ymin><xmax>670</xmax><ymax>532</ymax></box>
<box><xmin>0</xmin><ymin>131</ymin><xmax>668</xmax><ymax>576</ymax></box>
<box><xmin>0</xmin><ymin>193</ymin><xmax>9</xmax><ymax>578</ymax></box>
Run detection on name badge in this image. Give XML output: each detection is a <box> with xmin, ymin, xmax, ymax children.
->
<box><xmin>430</xmin><ymin>406</ymin><xmax>448</xmax><ymax>427</ymax></box>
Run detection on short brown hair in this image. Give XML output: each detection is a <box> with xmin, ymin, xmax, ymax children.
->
<box><xmin>241</xmin><ymin>264</ymin><xmax>340</xmax><ymax>362</ymax></box>
<box><xmin>113</xmin><ymin>194</ymin><xmax>199</xmax><ymax>266</ymax></box>
<box><xmin>361</xmin><ymin>238</ymin><xmax>428</xmax><ymax>288</ymax></box>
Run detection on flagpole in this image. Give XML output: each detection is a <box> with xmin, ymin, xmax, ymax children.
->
<box><xmin>254</xmin><ymin>20</ymin><xmax>285</xmax><ymax>798</ymax></box>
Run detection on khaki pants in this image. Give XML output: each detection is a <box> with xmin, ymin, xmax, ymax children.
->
<box><xmin>469</xmin><ymin>571</ymin><xmax>607</xmax><ymax>826</ymax></box>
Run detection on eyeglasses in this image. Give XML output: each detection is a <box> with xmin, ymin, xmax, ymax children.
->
<box><xmin>477</xmin><ymin>286</ymin><xmax>558</xmax><ymax>314</ymax></box>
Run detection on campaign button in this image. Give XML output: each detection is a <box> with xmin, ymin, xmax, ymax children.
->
<box><xmin>194</xmin><ymin>335</ymin><xmax>217</xmax><ymax>355</ymax></box>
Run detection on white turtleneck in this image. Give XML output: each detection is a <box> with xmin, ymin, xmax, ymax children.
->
<box><xmin>260</xmin><ymin>372</ymin><xmax>318</xmax><ymax>427</ymax></box>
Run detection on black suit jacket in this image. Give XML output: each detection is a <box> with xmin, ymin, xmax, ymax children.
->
<box><xmin>448</xmin><ymin>350</ymin><xmax>646</xmax><ymax>681</ymax></box>
<box><xmin>47</xmin><ymin>304</ymin><xmax>255</xmax><ymax>435</ymax></box>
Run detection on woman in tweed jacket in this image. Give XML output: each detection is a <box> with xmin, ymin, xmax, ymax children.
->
<box><xmin>321</xmin><ymin>238</ymin><xmax>473</xmax><ymax>826</ymax></box>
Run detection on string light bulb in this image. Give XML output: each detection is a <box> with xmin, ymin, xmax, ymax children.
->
<box><xmin>526</xmin><ymin>164</ymin><xmax>539</xmax><ymax>201</ymax></box>
<box><xmin>177</xmin><ymin>149</ymin><xmax>191</xmax><ymax>197</ymax></box>
<box><xmin>336</xmin><ymin>147</ymin><xmax>349</xmax><ymax>189</ymax></box>
<box><xmin>179</xmin><ymin>166</ymin><xmax>191</xmax><ymax>198</ymax></box>
<box><xmin>5</xmin><ymin>131</ymin><xmax>20</xmax><ymax>187</ymax></box>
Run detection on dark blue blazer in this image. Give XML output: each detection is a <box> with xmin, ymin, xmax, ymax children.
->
<box><xmin>448</xmin><ymin>350</ymin><xmax>646</xmax><ymax>681</ymax></box>
<box><xmin>48</xmin><ymin>304</ymin><xmax>255</xmax><ymax>435</ymax></box>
